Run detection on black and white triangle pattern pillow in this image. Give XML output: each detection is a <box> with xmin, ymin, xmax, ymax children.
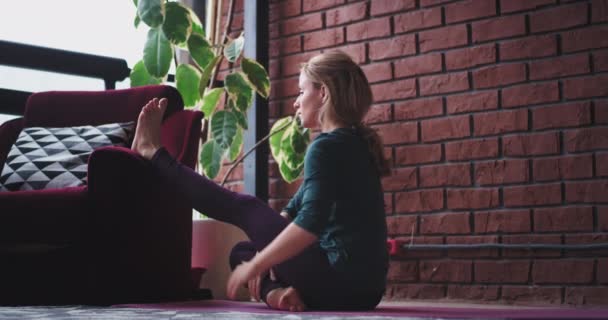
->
<box><xmin>0</xmin><ymin>121</ymin><xmax>134</xmax><ymax>192</ymax></box>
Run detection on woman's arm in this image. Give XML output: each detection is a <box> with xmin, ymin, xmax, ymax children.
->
<box><xmin>226</xmin><ymin>222</ymin><xmax>317</xmax><ymax>299</ymax></box>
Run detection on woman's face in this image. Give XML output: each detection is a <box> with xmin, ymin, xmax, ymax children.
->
<box><xmin>294</xmin><ymin>72</ymin><xmax>324</xmax><ymax>129</ymax></box>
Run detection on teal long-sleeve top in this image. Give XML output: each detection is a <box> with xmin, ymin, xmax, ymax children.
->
<box><xmin>283</xmin><ymin>127</ymin><xmax>388</xmax><ymax>291</ymax></box>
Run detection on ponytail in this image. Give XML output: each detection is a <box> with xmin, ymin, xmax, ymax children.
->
<box><xmin>355</xmin><ymin>124</ymin><xmax>391</xmax><ymax>177</ymax></box>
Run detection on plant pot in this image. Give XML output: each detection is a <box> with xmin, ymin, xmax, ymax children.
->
<box><xmin>191</xmin><ymin>218</ymin><xmax>250</xmax><ymax>300</ymax></box>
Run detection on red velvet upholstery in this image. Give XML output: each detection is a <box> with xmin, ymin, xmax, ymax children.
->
<box><xmin>0</xmin><ymin>85</ymin><xmax>203</xmax><ymax>305</ymax></box>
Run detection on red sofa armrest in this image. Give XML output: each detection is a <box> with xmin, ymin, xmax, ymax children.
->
<box><xmin>160</xmin><ymin>109</ymin><xmax>204</xmax><ymax>169</ymax></box>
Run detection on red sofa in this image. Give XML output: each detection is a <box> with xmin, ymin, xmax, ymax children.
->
<box><xmin>0</xmin><ymin>85</ymin><xmax>203</xmax><ymax>305</ymax></box>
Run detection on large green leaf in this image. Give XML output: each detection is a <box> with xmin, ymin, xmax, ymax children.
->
<box><xmin>130</xmin><ymin>60</ymin><xmax>162</xmax><ymax>87</ymax></box>
<box><xmin>200</xmin><ymin>87</ymin><xmax>223</xmax><ymax>118</ymax></box>
<box><xmin>143</xmin><ymin>27</ymin><xmax>173</xmax><ymax>78</ymax></box>
<box><xmin>162</xmin><ymin>2</ymin><xmax>192</xmax><ymax>45</ymax></box>
<box><xmin>188</xmin><ymin>33</ymin><xmax>214</xmax><ymax>70</ymax></box>
<box><xmin>224</xmin><ymin>72</ymin><xmax>253</xmax><ymax>112</ymax></box>
<box><xmin>279</xmin><ymin>158</ymin><xmax>303</xmax><ymax>183</ymax></box>
<box><xmin>233</xmin><ymin>108</ymin><xmax>248</xmax><ymax>130</ymax></box>
<box><xmin>138</xmin><ymin>0</ymin><xmax>164</xmax><ymax>28</ymax></box>
<box><xmin>176</xmin><ymin>64</ymin><xmax>201</xmax><ymax>108</ymax></box>
<box><xmin>210</xmin><ymin>110</ymin><xmax>237</xmax><ymax>149</ymax></box>
<box><xmin>269</xmin><ymin>116</ymin><xmax>293</xmax><ymax>160</ymax></box>
<box><xmin>134</xmin><ymin>14</ymin><xmax>141</xmax><ymax>28</ymax></box>
<box><xmin>223</xmin><ymin>33</ymin><xmax>245</xmax><ymax>63</ymax></box>
<box><xmin>241</xmin><ymin>57</ymin><xmax>270</xmax><ymax>98</ymax></box>
<box><xmin>228</xmin><ymin>127</ymin><xmax>243</xmax><ymax>162</ymax></box>
<box><xmin>199</xmin><ymin>55</ymin><xmax>222</xmax><ymax>96</ymax></box>
<box><xmin>187</xmin><ymin>6</ymin><xmax>205</xmax><ymax>37</ymax></box>
<box><xmin>200</xmin><ymin>140</ymin><xmax>223</xmax><ymax>179</ymax></box>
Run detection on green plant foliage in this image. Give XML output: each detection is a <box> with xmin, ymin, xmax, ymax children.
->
<box><xmin>188</xmin><ymin>34</ymin><xmax>214</xmax><ymax>70</ymax></box>
<box><xmin>242</xmin><ymin>58</ymin><xmax>270</xmax><ymax>98</ymax></box>
<box><xmin>162</xmin><ymin>2</ymin><xmax>192</xmax><ymax>45</ymax></box>
<box><xmin>199</xmin><ymin>55</ymin><xmax>222</xmax><ymax>96</ymax></box>
<box><xmin>200</xmin><ymin>87</ymin><xmax>223</xmax><ymax>118</ymax></box>
<box><xmin>211</xmin><ymin>110</ymin><xmax>237</xmax><ymax>149</ymax></box>
<box><xmin>269</xmin><ymin>117</ymin><xmax>310</xmax><ymax>183</ymax></box>
<box><xmin>176</xmin><ymin>64</ymin><xmax>201</xmax><ymax>107</ymax></box>
<box><xmin>138</xmin><ymin>0</ymin><xmax>164</xmax><ymax>28</ymax></box>
<box><xmin>224</xmin><ymin>72</ymin><xmax>253</xmax><ymax>112</ymax></box>
<box><xmin>130</xmin><ymin>60</ymin><xmax>162</xmax><ymax>87</ymax></box>
<box><xmin>228</xmin><ymin>127</ymin><xmax>243</xmax><ymax>162</ymax></box>
<box><xmin>223</xmin><ymin>33</ymin><xmax>244</xmax><ymax>63</ymax></box>
<box><xmin>200</xmin><ymin>140</ymin><xmax>222</xmax><ymax>179</ymax></box>
<box><xmin>143</xmin><ymin>28</ymin><xmax>173</xmax><ymax>78</ymax></box>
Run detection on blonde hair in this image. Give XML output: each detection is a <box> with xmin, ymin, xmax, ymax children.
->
<box><xmin>301</xmin><ymin>50</ymin><xmax>391</xmax><ymax>176</ymax></box>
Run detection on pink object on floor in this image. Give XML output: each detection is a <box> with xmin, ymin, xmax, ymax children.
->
<box><xmin>117</xmin><ymin>299</ymin><xmax>608</xmax><ymax>319</ymax></box>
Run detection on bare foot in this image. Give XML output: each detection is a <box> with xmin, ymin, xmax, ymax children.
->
<box><xmin>266</xmin><ymin>286</ymin><xmax>306</xmax><ymax>312</ymax></box>
<box><xmin>131</xmin><ymin>98</ymin><xmax>167</xmax><ymax>160</ymax></box>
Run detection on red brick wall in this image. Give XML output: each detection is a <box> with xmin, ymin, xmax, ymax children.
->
<box><xmin>227</xmin><ymin>0</ymin><xmax>608</xmax><ymax>306</ymax></box>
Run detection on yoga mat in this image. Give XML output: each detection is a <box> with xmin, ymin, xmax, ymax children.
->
<box><xmin>118</xmin><ymin>299</ymin><xmax>608</xmax><ymax>319</ymax></box>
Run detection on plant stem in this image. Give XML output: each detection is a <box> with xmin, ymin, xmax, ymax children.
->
<box><xmin>220</xmin><ymin>119</ymin><xmax>293</xmax><ymax>187</ymax></box>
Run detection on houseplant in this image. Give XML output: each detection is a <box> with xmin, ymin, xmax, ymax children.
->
<box><xmin>130</xmin><ymin>0</ymin><xmax>309</xmax><ymax>184</ymax></box>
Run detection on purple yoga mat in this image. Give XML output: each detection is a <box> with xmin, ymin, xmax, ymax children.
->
<box><xmin>117</xmin><ymin>299</ymin><xmax>608</xmax><ymax>319</ymax></box>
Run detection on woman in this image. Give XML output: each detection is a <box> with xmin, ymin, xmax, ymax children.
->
<box><xmin>131</xmin><ymin>50</ymin><xmax>390</xmax><ymax>311</ymax></box>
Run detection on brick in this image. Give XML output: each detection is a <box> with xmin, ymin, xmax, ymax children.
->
<box><xmin>395</xmin><ymin>189</ymin><xmax>444</xmax><ymax>213</ymax></box>
<box><xmin>361</xmin><ymin>62</ymin><xmax>392</xmax><ymax>83</ymax></box>
<box><xmin>566</xmin><ymin>287</ymin><xmax>608</xmax><ymax>306</ymax></box>
<box><xmin>269</xmin><ymin>22</ymin><xmax>279</xmax><ymax>39</ymax></box>
<box><xmin>445</xmin><ymin>138</ymin><xmax>498</xmax><ymax>161</ymax></box>
<box><xmin>499</xmin><ymin>35</ymin><xmax>557</xmax><ymax>61</ymax></box>
<box><xmin>530</xmin><ymin>54</ymin><xmax>591</xmax><ymax>81</ymax></box>
<box><xmin>564</xmin><ymin>127</ymin><xmax>608</xmax><ymax>152</ymax></box>
<box><xmin>270</xmin><ymin>76</ymin><xmax>299</xmax><ymax>99</ymax></box>
<box><xmin>365</xmin><ymin>103</ymin><xmax>391</xmax><ymax>124</ymax></box>
<box><xmin>504</xmin><ymin>183</ymin><xmax>561</xmax><ymax>207</ymax></box>
<box><xmin>371</xmin><ymin>79</ymin><xmax>417</xmax><ymax>102</ymax></box>
<box><xmin>392</xmin><ymin>236</ymin><xmax>445</xmax><ymax>259</ymax></box>
<box><xmin>346</xmin><ymin>18</ymin><xmax>391</xmax><ymax>42</ymax></box>
<box><xmin>503</xmin><ymin>132</ymin><xmax>560</xmax><ymax>157</ymax></box>
<box><xmin>447</xmin><ymin>285</ymin><xmax>499</xmax><ymax>301</ymax></box>
<box><xmin>565</xmin><ymin>234</ymin><xmax>608</xmax><ymax>258</ymax></box>
<box><xmin>382</xmin><ymin>167</ymin><xmax>417</xmax><ymax>191</ymax></box>
<box><xmin>445</xmin><ymin>0</ymin><xmax>496</xmax><ymax>24</ymax></box>
<box><xmin>384</xmin><ymin>193</ymin><xmax>393</xmax><ymax>214</ymax></box>
<box><xmin>502</xmin><ymin>286</ymin><xmax>562</xmax><ymax>304</ymax></box>
<box><xmin>395</xmin><ymin>144</ymin><xmax>442</xmax><ymax>165</ymax></box>
<box><xmin>369</xmin><ymin>34</ymin><xmax>416</xmax><ymax>61</ymax></box>
<box><xmin>269</xmin><ymin>178</ymin><xmax>302</xmax><ymax>198</ymax></box>
<box><xmin>533</xmin><ymin>102</ymin><xmax>592</xmax><ymax>130</ymax></box>
<box><xmin>421</xmin><ymin>115</ymin><xmax>470</xmax><ymax>142</ymax></box>
<box><xmin>394</xmin><ymin>7</ymin><xmax>442</xmax><ymax>34</ymax></box>
<box><xmin>276</xmin><ymin>0</ymin><xmax>301</xmax><ymax>19</ymax></box>
<box><xmin>420</xmin><ymin>260</ymin><xmax>472</xmax><ymax>282</ymax></box>
<box><xmin>474</xmin><ymin>209</ymin><xmax>531</xmax><ymax>233</ymax></box>
<box><xmin>370</xmin><ymin>0</ymin><xmax>416</xmax><ymax>16</ymax></box>
<box><xmin>533</xmin><ymin>260</ymin><xmax>594</xmax><ymax>284</ymax></box>
<box><xmin>303</xmin><ymin>27</ymin><xmax>344</xmax><ymax>50</ymax></box>
<box><xmin>474</xmin><ymin>109</ymin><xmax>528</xmax><ymax>136</ymax></box>
<box><xmin>600</xmin><ymin>258</ymin><xmax>608</xmax><ymax>283</ymax></box>
<box><xmin>534</xmin><ymin>206</ymin><xmax>594</xmax><ymax>232</ymax></box>
<box><xmin>475</xmin><ymin>159</ymin><xmax>529</xmax><ymax>186</ymax></box>
<box><xmin>420</xmin><ymin>0</ymin><xmax>453</xmax><ymax>7</ymax></box>
<box><xmin>374</xmin><ymin>122</ymin><xmax>418</xmax><ymax>145</ymax></box>
<box><xmin>447</xmin><ymin>235</ymin><xmax>500</xmax><ymax>258</ymax></box>
<box><xmin>341</xmin><ymin>43</ymin><xmax>366</xmax><ymax>64</ymax></box>
<box><xmin>395</xmin><ymin>97</ymin><xmax>443</xmax><ymax>120</ymax></box>
<box><xmin>447</xmin><ymin>188</ymin><xmax>500</xmax><ymax>210</ymax></box>
<box><xmin>421</xmin><ymin>212</ymin><xmax>471</xmax><ymax>235</ymax></box>
<box><xmin>565</xmin><ymin>180</ymin><xmax>608</xmax><ymax>203</ymax></box>
<box><xmin>563</xmin><ymin>74</ymin><xmax>608</xmax><ymax>100</ymax></box>
<box><xmin>387</xmin><ymin>261</ymin><xmax>418</xmax><ymax>281</ymax></box>
<box><xmin>475</xmin><ymin>261</ymin><xmax>529</xmax><ymax>283</ymax></box>
<box><xmin>386</xmin><ymin>215</ymin><xmax>417</xmax><ymax>235</ymax></box>
<box><xmin>598</xmin><ymin>153</ymin><xmax>608</xmax><ymax>177</ymax></box>
<box><xmin>280</xmin><ymin>51</ymin><xmax>316</xmax><ymax>77</ymax></box>
<box><xmin>445</xmin><ymin>44</ymin><xmax>496</xmax><ymax>70</ymax></box>
<box><xmin>446</xmin><ymin>90</ymin><xmax>498</xmax><ymax>114</ymax></box>
<box><xmin>593</xmin><ymin>0</ymin><xmax>608</xmax><ymax>22</ymax></box>
<box><xmin>502</xmin><ymin>234</ymin><xmax>562</xmax><ymax>258</ymax></box>
<box><xmin>530</xmin><ymin>2</ymin><xmax>588</xmax><ymax>33</ymax></box>
<box><xmin>595</xmin><ymin>50</ymin><xmax>608</xmax><ymax>72</ymax></box>
<box><xmin>419</xmin><ymin>72</ymin><xmax>470</xmax><ymax>95</ymax></box>
<box><xmin>502</xmin><ymin>82</ymin><xmax>560</xmax><ymax>108</ymax></box>
<box><xmin>500</xmin><ymin>0</ymin><xmax>556</xmax><ymax>13</ymax></box>
<box><xmin>419</xmin><ymin>25</ymin><xmax>468</xmax><ymax>53</ymax></box>
<box><xmin>394</xmin><ymin>53</ymin><xmax>442</xmax><ymax>78</ymax></box>
<box><xmin>473</xmin><ymin>63</ymin><xmax>526</xmax><ymax>89</ymax></box>
<box><xmin>269</xmin><ymin>60</ymin><xmax>279</xmax><ymax>80</ymax></box>
<box><xmin>386</xmin><ymin>284</ymin><xmax>446</xmax><ymax>300</ymax></box>
<box><xmin>472</xmin><ymin>15</ymin><xmax>526</xmax><ymax>43</ymax></box>
<box><xmin>533</xmin><ymin>154</ymin><xmax>593</xmax><ymax>182</ymax></box>
<box><xmin>269</xmin><ymin>35</ymin><xmax>301</xmax><ymax>58</ymax></box>
<box><xmin>302</xmin><ymin>0</ymin><xmax>343</xmax><ymax>12</ymax></box>
<box><xmin>280</xmin><ymin>13</ymin><xmax>322</xmax><ymax>36</ymax></box>
<box><xmin>326</xmin><ymin>2</ymin><xmax>367</xmax><ymax>27</ymax></box>
<box><xmin>562</xmin><ymin>25</ymin><xmax>608</xmax><ymax>53</ymax></box>
<box><xmin>596</xmin><ymin>99</ymin><xmax>608</xmax><ymax>123</ymax></box>
<box><xmin>420</xmin><ymin>163</ymin><xmax>471</xmax><ymax>187</ymax></box>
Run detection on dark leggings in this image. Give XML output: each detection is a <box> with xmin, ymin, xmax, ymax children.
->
<box><xmin>151</xmin><ymin>148</ymin><xmax>382</xmax><ymax>310</ymax></box>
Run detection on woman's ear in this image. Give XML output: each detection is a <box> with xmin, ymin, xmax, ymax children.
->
<box><xmin>320</xmin><ymin>85</ymin><xmax>328</xmax><ymax>103</ymax></box>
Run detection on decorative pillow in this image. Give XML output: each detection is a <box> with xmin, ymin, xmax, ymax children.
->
<box><xmin>0</xmin><ymin>121</ymin><xmax>135</xmax><ymax>192</ymax></box>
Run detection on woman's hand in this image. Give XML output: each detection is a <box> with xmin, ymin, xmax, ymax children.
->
<box><xmin>227</xmin><ymin>260</ymin><xmax>263</xmax><ymax>300</ymax></box>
